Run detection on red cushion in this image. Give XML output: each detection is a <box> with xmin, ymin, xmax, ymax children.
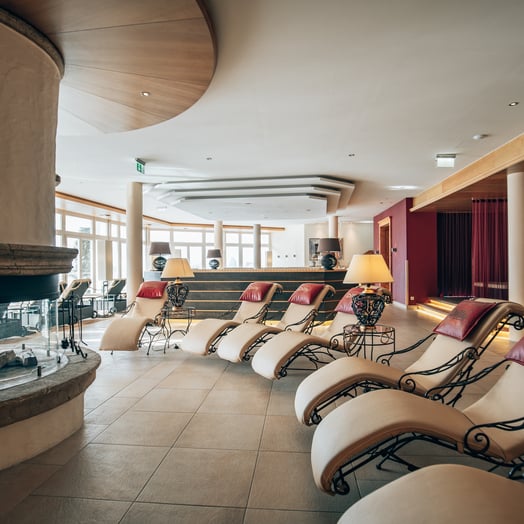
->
<box><xmin>335</xmin><ymin>290</ymin><xmax>356</xmax><ymax>314</ymax></box>
<box><xmin>136</xmin><ymin>281</ymin><xmax>167</xmax><ymax>299</ymax></box>
<box><xmin>433</xmin><ymin>300</ymin><xmax>497</xmax><ymax>340</ymax></box>
<box><xmin>239</xmin><ymin>281</ymin><xmax>274</xmax><ymax>302</ymax></box>
<box><xmin>505</xmin><ymin>337</ymin><xmax>524</xmax><ymax>365</ymax></box>
<box><xmin>288</xmin><ymin>283</ymin><xmax>325</xmax><ymax>305</ymax></box>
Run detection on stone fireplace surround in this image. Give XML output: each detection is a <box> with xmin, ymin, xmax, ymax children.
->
<box><xmin>0</xmin><ymin>243</ymin><xmax>101</xmax><ymax>470</ymax></box>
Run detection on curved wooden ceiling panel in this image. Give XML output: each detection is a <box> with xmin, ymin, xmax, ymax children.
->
<box><xmin>3</xmin><ymin>0</ymin><xmax>216</xmax><ymax>133</ymax></box>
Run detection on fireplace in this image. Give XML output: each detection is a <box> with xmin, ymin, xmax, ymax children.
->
<box><xmin>0</xmin><ymin>243</ymin><xmax>101</xmax><ymax>470</ymax></box>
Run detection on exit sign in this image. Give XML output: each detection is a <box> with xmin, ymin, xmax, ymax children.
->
<box><xmin>135</xmin><ymin>158</ymin><xmax>146</xmax><ymax>174</ymax></box>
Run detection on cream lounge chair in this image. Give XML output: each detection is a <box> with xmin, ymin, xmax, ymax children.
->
<box><xmin>250</xmin><ymin>288</ymin><xmax>389</xmax><ymax>380</ymax></box>
<box><xmin>179</xmin><ymin>281</ymin><xmax>282</xmax><ymax>356</ymax></box>
<box><xmin>99</xmin><ymin>280</ymin><xmax>168</xmax><ymax>352</ymax></box>
<box><xmin>295</xmin><ymin>299</ymin><xmax>524</xmax><ymax>425</ymax></box>
<box><xmin>216</xmin><ymin>283</ymin><xmax>335</xmax><ymax>363</ymax></box>
<box><xmin>337</xmin><ymin>464</ymin><xmax>523</xmax><ymax>524</ymax></box>
<box><xmin>310</xmin><ymin>340</ymin><xmax>524</xmax><ymax>495</ymax></box>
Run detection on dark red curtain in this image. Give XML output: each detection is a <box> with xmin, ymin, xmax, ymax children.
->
<box><xmin>471</xmin><ymin>198</ymin><xmax>508</xmax><ymax>299</ymax></box>
<box><xmin>437</xmin><ymin>213</ymin><xmax>472</xmax><ymax>296</ymax></box>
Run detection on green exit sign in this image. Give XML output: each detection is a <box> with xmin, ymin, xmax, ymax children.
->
<box><xmin>135</xmin><ymin>158</ymin><xmax>146</xmax><ymax>174</ymax></box>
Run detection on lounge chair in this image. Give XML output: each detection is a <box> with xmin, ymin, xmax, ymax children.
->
<box><xmin>216</xmin><ymin>283</ymin><xmax>335</xmax><ymax>363</ymax></box>
<box><xmin>99</xmin><ymin>280</ymin><xmax>168</xmax><ymax>352</ymax></box>
<box><xmin>310</xmin><ymin>340</ymin><xmax>524</xmax><ymax>495</ymax></box>
<box><xmin>178</xmin><ymin>281</ymin><xmax>282</xmax><ymax>356</ymax></box>
<box><xmin>337</xmin><ymin>464</ymin><xmax>523</xmax><ymax>524</ymax></box>
<box><xmin>250</xmin><ymin>288</ymin><xmax>363</xmax><ymax>380</ymax></box>
<box><xmin>295</xmin><ymin>299</ymin><xmax>524</xmax><ymax>425</ymax></box>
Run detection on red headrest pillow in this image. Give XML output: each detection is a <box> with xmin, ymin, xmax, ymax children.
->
<box><xmin>239</xmin><ymin>282</ymin><xmax>274</xmax><ymax>302</ymax></box>
<box><xmin>433</xmin><ymin>300</ymin><xmax>497</xmax><ymax>341</ymax></box>
<box><xmin>288</xmin><ymin>283</ymin><xmax>325</xmax><ymax>305</ymax></box>
<box><xmin>136</xmin><ymin>281</ymin><xmax>168</xmax><ymax>299</ymax></box>
<box><xmin>335</xmin><ymin>290</ymin><xmax>356</xmax><ymax>314</ymax></box>
<box><xmin>505</xmin><ymin>336</ymin><xmax>524</xmax><ymax>365</ymax></box>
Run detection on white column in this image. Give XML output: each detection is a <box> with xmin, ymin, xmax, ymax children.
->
<box><xmin>253</xmin><ymin>224</ymin><xmax>261</xmax><ymax>269</ymax></box>
<box><xmin>214</xmin><ymin>220</ymin><xmax>223</xmax><ymax>267</ymax></box>
<box><xmin>328</xmin><ymin>215</ymin><xmax>339</xmax><ymax>238</ymax></box>
<box><xmin>507</xmin><ymin>163</ymin><xmax>524</xmax><ymax>340</ymax></box>
<box><xmin>126</xmin><ymin>182</ymin><xmax>143</xmax><ymax>304</ymax></box>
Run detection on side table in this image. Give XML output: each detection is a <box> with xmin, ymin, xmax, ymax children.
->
<box><xmin>343</xmin><ymin>324</ymin><xmax>395</xmax><ymax>360</ymax></box>
<box><xmin>144</xmin><ymin>306</ymin><xmax>195</xmax><ymax>354</ymax></box>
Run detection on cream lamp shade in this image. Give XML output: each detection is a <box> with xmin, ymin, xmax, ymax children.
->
<box><xmin>343</xmin><ymin>254</ymin><xmax>393</xmax><ymax>290</ymax></box>
<box><xmin>161</xmin><ymin>258</ymin><xmax>194</xmax><ymax>282</ymax></box>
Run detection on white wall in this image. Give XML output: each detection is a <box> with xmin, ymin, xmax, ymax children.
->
<box><xmin>271</xmin><ymin>224</ymin><xmax>305</xmax><ymax>267</ymax></box>
<box><xmin>339</xmin><ymin>222</ymin><xmax>374</xmax><ymax>266</ymax></box>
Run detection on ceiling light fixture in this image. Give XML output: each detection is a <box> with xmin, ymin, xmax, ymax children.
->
<box><xmin>436</xmin><ymin>153</ymin><xmax>456</xmax><ymax>168</ymax></box>
<box><xmin>472</xmin><ymin>134</ymin><xmax>488</xmax><ymax>140</ymax></box>
<box><xmin>508</xmin><ymin>101</ymin><xmax>519</xmax><ymax>106</ymax></box>
<box><xmin>141</xmin><ymin>91</ymin><xmax>151</xmax><ymax>97</ymax></box>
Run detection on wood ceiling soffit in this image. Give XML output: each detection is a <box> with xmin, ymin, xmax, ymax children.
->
<box><xmin>3</xmin><ymin>0</ymin><xmax>215</xmax><ymax>133</ymax></box>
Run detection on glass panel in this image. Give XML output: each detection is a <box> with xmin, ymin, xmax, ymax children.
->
<box><xmin>66</xmin><ymin>238</ymin><xmax>79</xmax><ymax>280</ymax></box>
<box><xmin>225</xmin><ymin>232</ymin><xmax>239</xmax><ymax>243</ymax></box>
<box><xmin>111</xmin><ymin>224</ymin><xmax>119</xmax><ymax>237</ymax></box>
<box><xmin>225</xmin><ymin>246</ymin><xmax>239</xmax><ymax>268</ymax></box>
<box><xmin>173</xmin><ymin>245</ymin><xmax>188</xmax><ymax>259</ymax></box>
<box><xmin>120</xmin><ymin>226</ymin><xmax>126</xmax><ymax>237</ymax></box>
<box><xmin>189</xmin><ymin>246</ymin><xmax>203</xmax><ymax>269</ymax></box>
<box><xmin>96</xmin><ymin>221</ymin><xmax>108</xmax><ymax>236</ymax></box>
<box><xmin>205</xmin><ymin>232</ymin><xmax>214</xmax><ymax>243</ymax></box>
<box><xmin>242</xmin><ymin>247</ymin><xmax>254</xmax><ymax>268</ymax></box>
<box><xmin>150</xmin><ymin>230</ymin><xmax>170</xmax><ymax>242</ymax></box>
<box><xmin>173</xmin><ymin>231</ymin><xmax>202</xmax><ymax>242</ymax></box>
<box><xmin>242</xmin><ymin>233</ymin><xmax>253</xmax><ymax>243</ymax></box>
<box><xmin>55</xmin><ymin>213</ymin><xmax>62</xmax><ymax>231</ymax></box>
<box><xmin>65</xmin><ymin>215</ymin><xmax>92</xmax><ymax>234</ymax></box>
<box><xmin>80</xmin><ymin>239</ymin><xmax>93</xmax><ymax>281</ymax></box>
<box><xmin>112</xmin><ymin>242</ymin><xmax>120</xmax><ymax>277</ymax></box>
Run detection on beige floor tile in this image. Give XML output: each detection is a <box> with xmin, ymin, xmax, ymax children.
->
<box><xmin>4</xmin><ymin>496</ymin><xmax>131</xmax><ymax>524</ymax></box>
<box><xmin>244</xmin><ymin>508</ymin><xmax>342</xmax><ymax>524</ymax></box>
<box><xmin>198</xmin><ymin>387</ymin><xmax>270</xmax><ymax>415</ymax></box>
<box><xmin>175</xmin><ymin>412</ymin><xmax>265</xmax><ymax>450</ymax></box>
<box><xmin>114</xmin><ymin>378</ymin><xmax>159</xmax><ymax>398</ymax></box>
<box><xmin>260</xmin><ymin>415</ymin><xmax>313</xmax><ymax>452</ymax></box>
<box><xmin>122</xmin><ymin>502</ymin><xmax>245</xmax><ymax>524</ymax></box>
<box><xmin>214</xmin><ymin>365</ymin><xmax>273</xmax><ymax>391</ymax></box>
<box><xmin>158</xmin><ymin>368</ymin><xmax>224</xmax><ymax>389</ymax></box>
<box><xmin>34</xmin><ymin>443</ymin><xmax>169</xmax><ymax>501</ymax></box>
<box><xmin>0</xmin><ymin>464</ymin><xmax>60</xmax><ymax>517</ymax></box>
<box><xmin>138</xmin><ymin>448</ymin><xmax>257</xmax><ymax>507</ymax></box>
<box><xmin>131</xmin><ymin>387</ymin><xmax>209</xmax><ymax>412</ymax></box>
<box><xmin>93</xmin><ymin>410</ymin><xmax>192</xmax><ymax>446</ymax></box>
<box><xmin>266</xmin><ymin>388</ymin><xmax>296</xmax><ymax>415</ymax></box>
<box><xmin>84</xmin><ymin>396</ymin><xmax>138</xmax><ymax>425</ymax></box>
<box><xmin>27</xmin><ymin>424</ymin><xmax>108</xmax><ymax>466</ymax></box>
<box><xmin>248</xmin><ymin>451</ymin><xmax>353</xmax><ymax>512</ymax></box>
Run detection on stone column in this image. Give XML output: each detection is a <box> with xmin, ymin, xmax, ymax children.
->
<box><xmin>214</xmin><ymin>220</ymin><xmax>224</xmax><ymax>265</ymax></box>
<box><xmin>253</xmin><ymin>224</ymin><xmax>261</xmax><ymax>269</ymax></box>
<box><xmin>328</xmin><ymin>215</ymin><xmax>339</xmax><ymax>238</ymax></box>
<box><xmin>126</xmin><ymin>182</ymin><xmax>143</xmax><ymax>303</ymax></box>
<box><xmin>507</xmin><ymin>163</ymin><xmax>524</xmax><ymax>340</ymax></box>
<box><xmin>0</xmin><ymin>11</ymin><xmax>64</xmax><ymax>246</ymax></box>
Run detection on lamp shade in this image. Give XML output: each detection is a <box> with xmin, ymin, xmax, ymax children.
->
<box><xmin>161</xmin><ymin>258</ymin><xmax>194</xmax><ymax>279</ymax></box>
<box><xmin>207</xmin><ymin>249</ymin><xmax>222</xmax><ymax>258</ymax></box>
<box><xmin>318</xmin><ymin>238</ymin><xmax>341</xmax><ymax>252</ymax></box>
<box><xmin>149</xmin><ymin>241</ymin><xmax>171</xmax><ymax>255</ymax></box>
<box><xmin>343</xmin><ymin>254</ymin><xmax>393</xmax><ymax>285</ymax></box>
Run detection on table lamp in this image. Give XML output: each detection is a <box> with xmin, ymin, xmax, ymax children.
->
<box><xmin>318</xmin><ymin>238</ymin><xmax>341</xmax><ymax>270</ymax></box>
<box><xmin>149</xmin><ymin>242</ymin><xmax>171</xmax><ymax>271</ymax></box>
<box><xmin>343</xmin><ymin>253</ymin><xmax>393</xmax><ymax>326</ymax></box>
<box><xmin>207</xmin><ymin>249</ymin><xmax>222</xmax><ymax>269</ymax></box>
<box><xmin>161</xmin><ymin>258</ymin><xmax>194</xmax><ymax>308</ymax></box>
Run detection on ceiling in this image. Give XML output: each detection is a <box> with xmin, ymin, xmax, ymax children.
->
<box><xmin>5</xmin><ymin>0</ymin><xmax>524</xmax><ymax>225</ymax></box>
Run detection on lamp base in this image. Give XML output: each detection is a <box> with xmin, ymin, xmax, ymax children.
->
<box><xmin>320</xmin><ymin>253</ymin><xmax>337</xmax><ymax>270</ymax></box>
<box><xmin>209</xmin><ymin>258</ymin><xmax>219</xmax><ymax>270</ymax></box>
<box><xmin>152</xmin><ymin>255</ymin><xmax>167</xmax><ymax>271</ymax></box>
<box><xmin>351</xmin><ymin>292</ymin><xmax>386</xmax><ymax>327</ymax></box>
<box><xmin>167</xmin><ymin>282</ymin><xmax>189</xmax><ymax>308</ymax></box>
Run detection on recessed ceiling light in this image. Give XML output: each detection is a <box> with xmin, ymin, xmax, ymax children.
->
<box><xmin>508</xmin><ymin>101</ymin><xmax>519</xmax><ymax>106</ymax></box>
<box><xmin>141</xmin><ymin>91</ymin><xmax>151</xmax><ymax>97</ymax></box>
<box><xmin>206</xmin><ymin>157</ymin><xmax>213</xmax><ymax>160</ymax></box>
<box><xmin>347</xmin><ymin>153</ymin><xmax>355</xmax><ymax>157</ymax></box>
<box><xmin>387</xmin><ymin>185</ymin><xmax>419</xmax><ymax>191</ymax></box>
<box><xmin>472</xmin><ymin>133</ymin><xmax>488</xmax><ymax>140</ymax></box>
<box><xmin>435</xmin><ymin>153</ymin><xmax>456</xmax><ymax>168</ymax></box>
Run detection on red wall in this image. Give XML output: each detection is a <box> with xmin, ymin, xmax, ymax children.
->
<box><xmin>374</xmin><ymin>198</ymin><xmax>438</xmax><ymax>306</ymax></box>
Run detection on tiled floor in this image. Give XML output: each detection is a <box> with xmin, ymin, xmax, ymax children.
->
<box><xmin>0</xmin><ymin>305</ymin><xmax>515</xmax><ymax>523</ymax></box>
